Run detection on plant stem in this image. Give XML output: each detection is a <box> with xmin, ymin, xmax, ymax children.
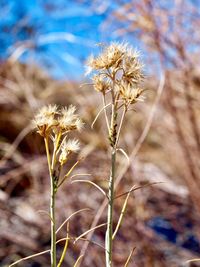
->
<box><xmin>115</xmin><ymin>105</ymin><xmax>126</xmax><ymax>147</ymax></box>
<box><xmin>50</xmin><ymin>174</ymin><xmax>56</xmax><ymax>267</ymax></box>
<box><xmin>44</xmin><ymin>137</ymin><xmax>56</xmax><ymax>267</ymax></box>
<box><xmin>106</xmin><ymin>148</ymin><xmax>116</xmax><ymax>267</ymax></box>
<box><xmin>44</xmin><ymin>137</ymin><xmax>51</xmax><ymax>176</ymax></box>
<box><xmin>102</xmin><ymin>94</ymin><xmax>110</xmax><ymax>131</ymax></box>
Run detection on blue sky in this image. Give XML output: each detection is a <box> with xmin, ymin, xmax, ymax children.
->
<box><xmin>0</xmin><ymin>0</ymin><xmax>121</xmax><ymax>80</ymax></box>
<box><xmin>2</xmin><ymin>0</ymin><xmax>196</xmax><ymax>80</ymax></box>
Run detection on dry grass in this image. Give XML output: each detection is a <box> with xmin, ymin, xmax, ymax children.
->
<box><xmin>0</xmin><ymin>54</ymin><xmax>200</xmax><ymax>267</ymax></box>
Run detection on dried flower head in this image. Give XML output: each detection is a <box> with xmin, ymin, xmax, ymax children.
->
<box><xmin>74</xmin><ymin>118</ymin><xmax>84</xmax><ymax>131</ymax></box>
<box><xmin>59</xmin><ymin>139</ymin><xmax>80</xmax><ymax>165</ymax></box>
<box><xmin>34</xmin><ymin>105</ymin><xmax>59</xmax><ymax>137</ymax></box>
<box><xmin>118</xmin><ymin>81</ymin><xmax>145</xmax><ymax>105</ymax></box>
<box><xmin>92</xmin><ymin>75</ymin><xmax>110</xmax><ymax>93</ymax></box>
<box><xmin>87</xmin><ymin>42</ymin><xmax>144</xmax><ymax>98</ymax></box>
<box><xmin>61</xmin><ymin>105</ymin><xmax>77</xmax><ymax>118</ymax></box>
<box><xmin>86</xmin><ymin>42</ymin><xmax>127</xmax><ymax>71</ymax></box>
<box><xmin>59</xmin><ymin>105</ymin><xmax>83</xmax><ymax>132</ymax></box>
<box><xmin>34</xmin><ymin>104</ymin><xmax>83</xmax><ymax>137</ymax></box>
<box><xmin>36</xmin><ymin>105</ymin><xmax>59</xmax><ymax>118</ymax></box>
<box><xmin>123</xmin><ymin>50</ymin><xmax>144</xmax><ymax>85</ymax></box>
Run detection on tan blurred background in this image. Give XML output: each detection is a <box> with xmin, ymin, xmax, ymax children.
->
<box><xmin>0</xmin><ymin>1</ymin><xmax>200</xmax><ymax>266</ymax></box>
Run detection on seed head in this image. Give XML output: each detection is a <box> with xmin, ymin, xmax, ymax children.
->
<box><xmin>36</xmin><ymin>104</ymin><xmax>58</xmax><ymax>118</ymax></box>
<box><xmin>92</xmin><ymin>75</ymin><xmax>110</xmax><ymax>93</ymax></box>
<box><xmin>87</xmin><ymin>42</ymin><xmax>144</xmax><ymax>94</ymax></box>
<box><xmin>34</xmin><ymin>104</ymin><xmax>83</xmax><ymax>137</ymax></box>
<box><xmin>59</xmin><ymin>105</ymin><xmax>83</xmax><ymax>132</ymax></box>
<box><xmin>61</xmin><ymin>105</ymin><xmax>77</xmax><ymax>118</ymax></box>
<box><xmin>34</xmin><ymin>105</ymin><xmax>58</xmax><ymax>137</ymax></box>
<box><xmin>118</xmin><ymin>81</ymin><xmax>145</xmax><ymax>105</ymax></box>
<box><xmin>123</xmin><ymin>50</ymin><xmax>144</xmax><ymax>85</ymax></box>
<box><xmin>59</xmin><ymin>139</ymin><xmax>80</xmax><ymax>165</ymax></box>
<box><xmin>86</xmin><ymin>42</ymin><xmax>127</xmax><ymax>71</ymax></box>
<box><xmin>74</xmin><ymin>118</ymin><xmax>84</xmax><ymax>131</ymax></box>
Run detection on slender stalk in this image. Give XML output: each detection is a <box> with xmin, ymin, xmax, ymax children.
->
<box><xmin>106</xmin><ymin>148</ymin><xmax>116</xmax><ymax>267</ymax></box>
<box><xmin>115</xmin><ymin>105</ymin><xmax>127</xmax><ymax>148</ymax></box>
<box><xmin>57</xmin><ymin>222</ymin><xmax>69</xmax><ymax>267</ymax></box>
<box><xmin>44</xmin><ymin>137</ymin><xmax>56</xmax><ymax>267</ymax></box>
<box><xmin>50</xmin><ymin>176</ymin><xmax>56</xmax><ymax>267</ymax></box>
<box><xmin>105</xmin><ymin>76</ymin><xmax>118</xmax><ymax>267</ymax></box>
<box><xmin>44</xmin><ymin>137</ymin><xmax>52</xmax><ymax>175</ymax></box>
<box><xmin>102</xmin><ymin>94</ymin><xmax>110</xmax><ymax>131</ymax></box>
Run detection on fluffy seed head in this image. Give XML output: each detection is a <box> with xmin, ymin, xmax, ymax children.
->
<box><xmin>86</xmin><ymin>42</ymin><xmax>127</xmax><ymax>71</ymax></box>
<box><xmin>87</xmin><ymin>42</ymin><xmax>144</xmax><ymax>93</ymax></box>
<box><xmin>59</xmin><ymin>139</ymin><xmax>80</xmax><ymax>165</ymax></box>
<box><xmin>92</xmin><ymin>75</ymin><xmax>110</xmax><ymax>93</ymax></box>
<box><xmin>59</xmin><ymin>105</ymin><xmax>83</xmax><ymax>132</ymax></box>
<box><xmin>123</xmin><ymin>50</ymin><xmax>144</xmax><ymax>85</ymax></box>
<box><xmin>61</xmin><ymin>105</ymin><xmax>77</xmax><ymax>118</ymax></box>
<box><xmin>36</xmin><ymin>105</ymin><xmax>58</xmax><ymax>118</ymax></box>
<box><xmin>74</xmin><ymin>118</ymin><xmax>84</xmax><ymax>131</ymax></box>
<box><xmin>118</xmin><ymin>81</ymin><xmax>145</xmax><ymax>105</ymax></box>
<box><xmin>34</xmin><ymin>104</ymin><xmax>83</xmax><ymax>137</ymax></box>
<box><xmin>34</xmin><ymin>105</ymin><xmax>58</xmax><ymax>137</ymax></box>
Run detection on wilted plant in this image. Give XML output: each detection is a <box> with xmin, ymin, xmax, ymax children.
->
<box><xmin>86</xmin><ymin>42</ymin><xmax>145</xmax><ymax>267</ymax></box>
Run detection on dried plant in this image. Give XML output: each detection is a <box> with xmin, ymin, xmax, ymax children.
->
<box><xmin>108</xmin><ymin>0</ymin><xmax>200</xmax><ymax>214</ymax></box>
<box><xmin>86</xmin><ymin>42</ymin><xmax>145</xmax><ymax>267</ymax></box>
<box><xmin>34</xmin><ymin>104</ymin><xmax>83</xmax><ymax>267</ymax></box>
<box><xmin>9</xmin><ymin>104</ymin><xmax>83</xmax><ymax>267</ymax></box>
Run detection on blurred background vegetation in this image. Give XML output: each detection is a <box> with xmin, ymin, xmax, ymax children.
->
<box><xmin>0</xmin><ymin>1</ymin><xmax>200</xmax><ymax>266</ymax></box>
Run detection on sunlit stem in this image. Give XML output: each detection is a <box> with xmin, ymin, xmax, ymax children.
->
<box><xmin>44</xmin><ymin>137</ymin><xmax>52</xmax><ymax>175</ymax></box>
<box><xmin>57</xmin><ymin>222</ymin><xmax>69</xmax><ymax>267</ymax></box>
<box><xmin>105</xmin><ymin>99</ymin><xmax>117</xmax><ymax>267</ymax></box>
<box><xmin>58</xmin><ymin>159</ymin><xmax>81</xmax><ymax>188</ymax></box>
<box><xmin>105</xmin><ymin>148</ymin><xmax>116</xmax><ymax>267</ymax></box>
<box><xmin>115</xmin><ymin>105</ymin><xmax>127</xmax><ymax>148</ymax></box>
<box><xmin>74</xmin><ymin>255</ymin><xmax>84</xmax><ymax>267</ymax></box>
<box><xmin>44</xmin><ymin>137</ymin><xmax>56</xmax><ymax>267</ymax></box>
<box><xmin>50</xmin><ymin>173</ymin><xmax>56</xmax><ymax>267</ymax></box>
<box><xmin>112</xmin><ymin>186</ymin><xmax>134</xmax><ymax>240</ymax></box>
<box><xmin>51</xmin><ymin>131</ymin><xmax>62</xmax><ymax>170</ymax></box>
<box><xmin>102</xmin><ymin>94</ymin><xmax>110</xmax><ymax>131</ymax></box>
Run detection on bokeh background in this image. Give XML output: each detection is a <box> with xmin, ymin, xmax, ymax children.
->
<box><xmin>0</xmin><ymin>1</ymin><xmax>200</xmax><ymax>266</ymax></box>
